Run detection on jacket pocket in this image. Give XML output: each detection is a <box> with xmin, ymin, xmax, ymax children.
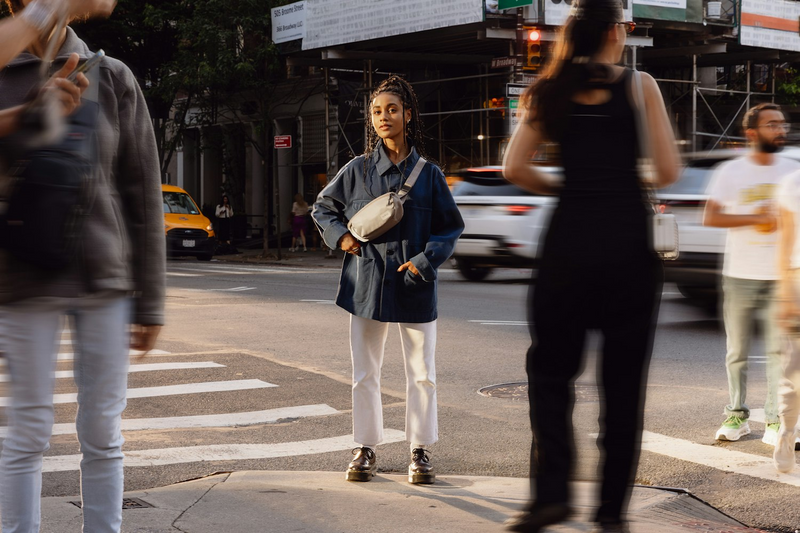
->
<box><xmin>352</xmin><ymin>255</ymin><xmax>377</xmax><ymax>306</ymax></box>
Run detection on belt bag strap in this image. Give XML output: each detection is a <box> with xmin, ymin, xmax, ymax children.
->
<box><xmin>398</xmin><ymin>156</ymin><xmax>427</xmax><ymax>201</ymax></box>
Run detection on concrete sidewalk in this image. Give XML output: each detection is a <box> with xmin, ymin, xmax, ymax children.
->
<box><xmin>40</xmin><ymin>471</ymin><xmax>763</xmax><ymax>533</ymax></box>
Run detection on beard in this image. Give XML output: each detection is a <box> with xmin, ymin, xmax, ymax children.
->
<box><xmin>758</xmin><ymin>135</ymin><xmax>785</xmax><ymax>154</ymax></box>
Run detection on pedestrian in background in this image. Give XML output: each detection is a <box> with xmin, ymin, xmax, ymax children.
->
<box><xmin>0</xmin><ymin>1</ymin><xmax>165</xmax><ymax>531</ymax></box>
<box><xmin>215</xmin><ymin>194</ymin><xmax>233</xmax><ymax>248</ymax></box>
<box><xmin>774</xmin><ymin>157</ymin><xmax>800</xmax><ymax>473</ymax></box>
<box><xmin>289</xmin><ymin>193</ymin><xmax>308</xmax><ymax>252</ymax></box>
<box><xmin>312</xmin><ymin>75</ymin><xmax>463</xmax><ymax>485</ymax></box>
<box><xmin>502</xmin><ymin>0</ymin><xmax>679</xmax><ymax>530</ymax></box>
<box><xmin>703</xmin><ymin>103</ymin><xmax>800</xmax><ymax>448</ymax></box>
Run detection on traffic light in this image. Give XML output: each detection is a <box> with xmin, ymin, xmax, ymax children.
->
<box><xmin>524</xmin><ymin>26</ymin><xmax>542</xmax><ymax>71</ymax></box>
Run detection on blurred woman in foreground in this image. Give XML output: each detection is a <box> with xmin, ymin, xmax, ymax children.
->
<box><xmin>502</xmin><ymin>0</ymin><xmax>679</xmax><ymax>531</ymax></box>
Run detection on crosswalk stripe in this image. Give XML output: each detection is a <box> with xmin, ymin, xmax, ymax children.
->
<box><xmin>41</xmin><ymin>429</ymin><xmax>407</xmax><ymax>472</ymax></box>
<box><xmin>468</xmin><ymin>320</ymin><xmax>528</xmax><ymax>326</ymax></box>
<box><xmin>0</xmin><ymin>404</ymin><xmax>339</xmax><ymax>438</ymax></box>
<box><xmin>639</xmin><ymin>430</ymin><xmax>800</xmax><ymax>488</ymax></box>
<box><xmin>0</xmin><ymin>361</ymin><xmax>225</xmax><ymax>383</ymax></box>
<box><xmin>0</xmin><ymin>349</ymin><xmax>172</xmax><ymax>367</ymax></box>
<box><xmin>0</xmin><ymin>379</ymin><xmax>276</xmax><ymax>407</ymax></box>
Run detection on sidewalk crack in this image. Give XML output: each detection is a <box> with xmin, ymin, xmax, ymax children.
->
<box><xmin>171</xmin><ymin>473</ymin><xmax>231</xmax><ymax>532</ymax></box>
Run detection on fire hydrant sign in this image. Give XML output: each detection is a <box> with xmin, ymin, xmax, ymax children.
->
<box><xmin>274</xmin><ymin>135</ymin><xmax>292</xmax><ymax>149</ymax></box>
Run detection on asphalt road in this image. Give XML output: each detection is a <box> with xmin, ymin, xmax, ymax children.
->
<box><xmin>5</xmin><ymin>258</ymin><xmax>799</xmax><ymax>532</ymax></box>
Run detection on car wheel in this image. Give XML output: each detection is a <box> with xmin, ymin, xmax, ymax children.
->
<box><xmin>197</xmin><ymin>253</ymin><xmax>213</xmax><ymax>261</ymax></box>
<box><xmin>455</xmin><ymin>259</ymin><xmax>492</xmax><ymax>281</ymax></box>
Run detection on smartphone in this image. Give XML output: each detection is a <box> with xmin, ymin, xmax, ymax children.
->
<box><xmin>66</xmin><ymin>50</ymin><xmax>105</xmax><ymax>84</ymax></box>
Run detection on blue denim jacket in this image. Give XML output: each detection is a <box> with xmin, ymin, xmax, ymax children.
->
<box><xmin>312</xmin><ymin>143</ymin><xmax>464</xmax><ymax>323</ymax></box>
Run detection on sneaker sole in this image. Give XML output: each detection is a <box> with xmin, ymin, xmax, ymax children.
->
<box><xmin>715</xmin><ymin>427</ymin><xmax>751</xmax><ymax>442</ymax></box>
<box><xmin>408</xmin><ymin>472</ymin><xmax>435</xmax><ymax>484</ymax></box>
<box><xmin>346</xmin><ymin>469</ymin><xmax>376</xmax><ymax>482</ymax></box>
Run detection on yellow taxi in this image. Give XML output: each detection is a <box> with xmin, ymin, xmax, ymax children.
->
<box><xmin>162</xmin><ymin>184</ymin><xmax>216</xmax><ymax>261</ymax></box>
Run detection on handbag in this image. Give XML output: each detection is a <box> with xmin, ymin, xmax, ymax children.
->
<box><xmin>0</xmin><ymin>16</ymin><xmax>100</xmax><ymax>271</ymax></box>
<box><xmin>347</xmin><ymin>156</ymin><xmax>427</xmax><ymax>242</ymax></box>
<box><xmin>632</xmin><ymin>69</ymin><xmax>679</xmax><ymax>261</ymax></box>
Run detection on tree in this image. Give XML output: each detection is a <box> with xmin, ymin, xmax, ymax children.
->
<box><xmin>161</xmin><ymin>0</ymin><xmax>323</xmax><ymax>258</ymax></box>
<box><xmin>74</xmin><ymin>1</ymin><xmax>190</xmax><ymax>179</ymax></box>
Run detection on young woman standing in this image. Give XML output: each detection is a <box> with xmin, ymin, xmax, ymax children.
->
<box><xmin>313</xmin><ymin>76</ymin><xmax>463</xmax><ymax>484</ymax></box>
<box><xmin>502</xmin><ymin>0</ymin><xmax>679</xmax><ymax>531</ymax></box>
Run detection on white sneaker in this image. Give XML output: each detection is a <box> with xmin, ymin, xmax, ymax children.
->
<box><xmin>762</xmin><ymin>423</ymin><xmax>780</xmax><ymax>446</ymax></box>
<box><xmin>715</xmin><ymin>416</ymin><xmax>751</xmax><ymax>441</ymax></box>
<box><xmin>774</xmin><ymin>428</ymin><xmax>796</xmax><ymax>473</ymax></box>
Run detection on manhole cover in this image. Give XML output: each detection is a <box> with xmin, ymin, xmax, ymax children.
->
<box><xmin>70</xmin><ymin>498</ymin><xmax>154</xmax><ymax>510</ymax></box>
<box><xmin>478</xmin><ymin>382</ymin><xmax>599</xmax><ymax>402</ymax></box>
<box><xmin>478</xmin><ymin>382</ymin><xmax>528</xmax><ymax>400</ymax></box>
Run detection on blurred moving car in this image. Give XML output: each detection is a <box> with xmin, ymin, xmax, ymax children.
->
<box><xmin>162</xmin><ymin>184</ymin><xmax>216</xmax><ymax>261</ymax></box>
<box><xmin>450</xmin><ymin>166</ymin><xmax>558</xmax><ymax>280</ymax></box>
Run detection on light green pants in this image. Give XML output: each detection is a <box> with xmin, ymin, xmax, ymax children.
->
<box><xmin>722</xmin><ymin>276</ymin><xmax>781</xmax><ymax>424</ymax></box>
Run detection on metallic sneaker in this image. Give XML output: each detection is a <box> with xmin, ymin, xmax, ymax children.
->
<box><xmin>762</xmin><ymin>423</ymin><xmax>780</xmax><ymax>446</ymax></box>
<box><xmin>345</xmin><ymin>447</ymin><xmax>377</xmax><ymax>482</ymax></box>
<box><xmin>774</xmin><ymin>427</ymin><xmax>796</xmax><ymax>473</ymax></box>
<box><xmin>715</xmin><ymin>416</ymin><xmax>750</xmax><ymax>441</ymax></box>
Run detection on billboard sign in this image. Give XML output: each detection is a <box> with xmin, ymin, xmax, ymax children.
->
<box><xmin>740</xmin><ymin>0</ymin><xmax>800</xmax><ymax>52</ymax></box>
<box><xmin>302</xmin><ymin>0</ymin><xmax>484</xmax><ymax>51</ymax></box>
<box><xmin>272</xmin><ymin>2</ymin><xmax>306</xmax><ymax>44</ymax></box>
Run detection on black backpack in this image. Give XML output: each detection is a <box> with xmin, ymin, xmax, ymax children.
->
<box><xmin>0</xmin><ymin>71</ymin><xmax>99</xmax><ymax>272</ymax></box>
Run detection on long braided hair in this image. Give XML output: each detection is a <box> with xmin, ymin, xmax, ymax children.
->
<box><xmin>363</xmin><ymin>75</ymin><xmax>435</xmax><ymax>175</ymax></box>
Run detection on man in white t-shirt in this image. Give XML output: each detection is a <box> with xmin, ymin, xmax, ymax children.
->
<box><xmin>704</xmin><ymin>103</ymin><xmax>800</xmax><ymax>445</ymax></box>
<box><xmin>773</xmin><ymin>166</ymin><xmax>800</xmax><ymax>471</ymax></box>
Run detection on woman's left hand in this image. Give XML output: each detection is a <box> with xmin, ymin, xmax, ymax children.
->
<box><xmin>397</xmin><ymin>261</ymin><xmax>419</xmax><ymax>276</ymax></box>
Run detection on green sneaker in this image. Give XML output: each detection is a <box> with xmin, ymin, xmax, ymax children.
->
<box><xmin>715</xmin><ymin>416</ymin><xmax>750</xmax><ymax>441</ymax></box>
<box><xmin>762</xmin><ymin>423</ymin><xmax>780</xmax><ymax>446</ymax></box>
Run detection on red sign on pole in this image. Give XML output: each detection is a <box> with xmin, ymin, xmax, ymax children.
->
<box><xmin>274</xmin><ymin>135</ymin><xmax>292</xmax><ymax>149</ymax></box>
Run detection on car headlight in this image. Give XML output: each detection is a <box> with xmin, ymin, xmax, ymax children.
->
<box><xmin>206</xmin><ymin>224</ymin><xmax>213</xmax><ymax>232</ymax></box>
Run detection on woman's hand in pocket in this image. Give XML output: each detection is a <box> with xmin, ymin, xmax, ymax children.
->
<box><xmin>397</xmin><ymin>261</ymin><xmax>419</xmax><ymax>276</ymax></box>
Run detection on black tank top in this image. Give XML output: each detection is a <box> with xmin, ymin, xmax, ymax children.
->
<box><xmin>558</xmin><ymin>68</ymin><xmax>645</xmax><ymax>208</ymax></box>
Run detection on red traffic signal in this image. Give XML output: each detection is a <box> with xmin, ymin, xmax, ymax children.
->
<box><xmin>527</xmin><ymin>29</ymin><xmax>541</xmax><ymax>42</ymax></box>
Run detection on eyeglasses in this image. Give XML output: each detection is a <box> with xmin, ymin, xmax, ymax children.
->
<box><xmin>616</xmin><ymin>21</ymin><xmax>636</xmax><ymax>34</ymax></box>
<box><xmin>758</xmin><ymin>122</ymin><xmax>791</xmax><ymax>133</ymax></box>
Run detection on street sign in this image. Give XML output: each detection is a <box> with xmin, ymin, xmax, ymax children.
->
<box><xmin>491</xmin><ymin>56</ymin><xmax>517</xmax><ymax>69</ymax></box>
<box><xmin>274</xmin><ymin>135</ymin><xmax>292</xmax><ymax>149</ymax></box>
<box><xmin>506</xmin><ymin>83</ymin><xmax>528</xmax><ymax>97</ymax></box>
<box><xmin>508</xmin><ymin>98</ymin><xmax>520</xmax><ymax>134</ymax></box>
<box><xmin>499</xmin><ymin>0</ymin><xmax>533</xmax><ymax>9</ymax></box>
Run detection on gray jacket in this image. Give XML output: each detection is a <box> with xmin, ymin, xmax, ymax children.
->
<box><xmin>0</xmin><ymin>28</ymin><xmax>165</xmax><ymax>325</ymax></box>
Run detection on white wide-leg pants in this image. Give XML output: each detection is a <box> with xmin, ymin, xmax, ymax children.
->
<box><xmin>349</xmin><ymin>315</ymin><xmax>438</xmax><ymax>447</ymax></box>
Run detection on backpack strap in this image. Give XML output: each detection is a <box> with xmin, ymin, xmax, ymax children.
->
<box><xmin>398</xmin><ymin>156</ymin><xmax>427</xmax><ymax>199</ymax></box>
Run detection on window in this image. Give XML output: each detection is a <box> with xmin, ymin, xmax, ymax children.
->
<box><xmin>163</xmin><ymin>192</ymin><xmax>200</xmax><ymax>215</ymax></box>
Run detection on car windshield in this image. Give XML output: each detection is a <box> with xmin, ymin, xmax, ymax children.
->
<box><xmin>163</xmin><ymin>192</ymin><xmax>200</xmax><ymax>215</ymax></box>
<box><xmin>659</xmin><ymin>159</ymin><xmax>726</xmax><ymax>195</ymax></box>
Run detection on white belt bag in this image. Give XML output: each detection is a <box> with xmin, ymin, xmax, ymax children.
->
<box><xmin>347</xmin><ymin>157</ymin><xmax>427</xmax><ymax>242</ymax></box>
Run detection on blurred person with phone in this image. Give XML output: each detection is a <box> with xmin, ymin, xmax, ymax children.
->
<box><xmin>703</xmin><ymin>103</ymin><xmax>800</xmax><ymax>449</ymax></box>
<box><xmin>771</xmin><ymin>164</ymin><xmax>800</xmax><ymax>473</ymax></box>
<box><xmin>0</xmin><ymin>0</ymin><xmax>165</xmax><ymax>531</ymax></box>
<box><xmin>502</xmin><ymin>0</ymin><xmax>679</xmax><ymax>530</ymax></box>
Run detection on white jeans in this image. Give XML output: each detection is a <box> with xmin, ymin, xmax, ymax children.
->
<box><xmin>0</xmin><ymin>294</ymin><xmax>131</xmax><ymax>533</ymax></box>
<box><xmin>349</xmin><ymin>315</ymin><xmax>437</xmax><ymax>447</ymax></box>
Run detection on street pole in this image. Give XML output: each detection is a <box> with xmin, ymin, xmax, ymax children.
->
<box><xmin>515</xmin><ymin>7</ymin><xmax>524</xmax><ymax>82</ymax></box>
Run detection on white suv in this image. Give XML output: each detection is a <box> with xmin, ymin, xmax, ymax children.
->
<box><xmin>451</xmin><ymin>166</ymin><xmax>559</xmax><ymax>281</ymax></box>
